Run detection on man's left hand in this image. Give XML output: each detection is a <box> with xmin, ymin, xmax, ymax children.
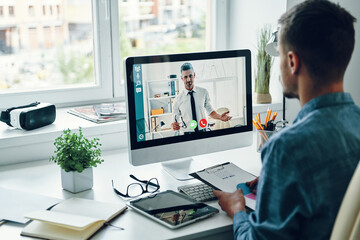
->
<box><xmin>213</xmin><ymin>188</ymin><xmax>246</xmax><ymax>218</ymax></box>
<box><xmin>220</xmin><ymin>111</ymin><xmax>232</xmax><ymax>122</ymax></box>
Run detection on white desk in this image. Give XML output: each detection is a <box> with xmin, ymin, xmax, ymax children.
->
<box><xmin>0</xmin><ymin>143</ymin><xmax>261</xmax><ymax>240</ymax></box>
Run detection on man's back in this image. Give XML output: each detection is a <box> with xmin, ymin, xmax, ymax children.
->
<box><xmin>254</xmin><ymin>92</ymin><xmax>360</xmax><ymax>239</ymax></box>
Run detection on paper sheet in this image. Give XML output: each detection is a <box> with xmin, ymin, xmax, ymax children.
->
<box><xmin>193</xmin><ymin>163</ymin><xmax>256</xmax><ymax>192</ymax></box>
<box><xmin>0</xmin><ymin>187</ymin><xmax>61</xmax><ymax>224</ymax></box>
<box><xmin>190</xmin><ymin>162</ymin><xmax>257</xmax><ymax>210</ymax></box>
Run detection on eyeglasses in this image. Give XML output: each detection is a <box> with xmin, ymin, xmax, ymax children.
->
<box><xmin>112</xmin><ymin>174</ymin><xmax>160</xmax><ymax>198</ymax></box>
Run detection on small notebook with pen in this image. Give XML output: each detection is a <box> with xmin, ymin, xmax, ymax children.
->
<box><xmin>189</xmin><ymin>162</ymin><xmax>257</xmax><ymax>210</ymax></box>
<box><xmin>21</xmin><ymin>197</ymin><xmax>127</xmax><ymax>240</ymax></box>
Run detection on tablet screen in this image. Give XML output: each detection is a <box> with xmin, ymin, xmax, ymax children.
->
<box><xmin>129</xmin><ymin>190</ymin><xmax>219</xmax><ymax>228</ymax></box>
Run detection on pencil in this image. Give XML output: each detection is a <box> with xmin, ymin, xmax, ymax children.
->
<box><xmin>253</xmin><ymin>119</ymin><xmax>264</xmax><ymax>130</ymax></box>
<box><xmin>265</xmin><ymin>108</ymin><xmax>272</xmax><ymax>128</ymax></box>
<box><xmin>271</xmin><ymin>112</ymin><xmax>278</xmax><ymax>121</ymax></box>
<box><xmin>267</xmin><ymin>109</ymin><xmax>272</xmax><ymax>126</ymax></box>
<box><xmin>257</xmin><ymin>121</ymin><xmax>264</xmax><ymax>130</ymax></box>
<box><xmin>256</xmin><ymin>115</ymin><xmax>260</xmax><ymax>125</ymax></box>
<box><xmin>253</xmin><ymin>120</ymin><xmax>260</xmax><ymax>130</ymax></box>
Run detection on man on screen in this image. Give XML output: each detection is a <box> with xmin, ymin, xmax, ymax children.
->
<box><xmin>171</xmin><ymin>62</ymin><xmax>231</xmax><ymax>134</ymax></box>
<box><xmin>214</xmin><ymin>0</ymin><xmax>360</xmax><ymax>239</ymax></box>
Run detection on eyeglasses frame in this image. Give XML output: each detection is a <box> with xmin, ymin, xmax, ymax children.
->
<box><xmin>112</xmin><ymin>174</ymin><xmax>160</xmax><ymax>198</ymax></box>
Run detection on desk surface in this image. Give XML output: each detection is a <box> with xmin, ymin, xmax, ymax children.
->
<box><xmin>0</xmin><ymin>142</ymin><xmax>261</xmax><ymax>240</ymax></box>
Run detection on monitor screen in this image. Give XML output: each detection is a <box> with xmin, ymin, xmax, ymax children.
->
<box><xmin>124</xmin><ymin>50</ymin><xmax>253</xmax><ymax>176</ymax></box>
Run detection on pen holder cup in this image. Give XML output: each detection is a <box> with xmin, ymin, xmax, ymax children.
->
<box><xmin>256</xmin><ymin>130</ymin><xmax>275</xmax><ymax>153</ymax></box>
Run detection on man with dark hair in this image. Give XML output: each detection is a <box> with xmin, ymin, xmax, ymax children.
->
<box><xmin>171</xmin><ymin>62</ymin><xmax>231</xmax><ymax>134</ymax></box>
<box><xmin>214</xmin><ymin>0</ymin><xmax>360</xmax><ymax>239</ymax></box>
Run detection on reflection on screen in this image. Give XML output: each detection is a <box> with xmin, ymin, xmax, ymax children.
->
<box><xmin>132</xmin><ymin>57</ymin><xmax>247</xmax><ymax>142</ymax></box>
<box><xmin>131</xmin><ymin>192</ymin><xmax>217</xmax><ymax>226</ymax></box>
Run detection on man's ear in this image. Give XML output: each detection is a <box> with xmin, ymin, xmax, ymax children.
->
<box><xmin>287</xmin><ymin>51</ymin><xmax>300</xmax><ymax>75</ymax></box>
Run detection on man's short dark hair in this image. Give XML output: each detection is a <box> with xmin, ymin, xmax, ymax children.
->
<box><xmin>279</xmin><ymin>0</ymin><xmax>356</xmax><ymax>83</ymax></box>
<box><xmin>180</xmin><ymin>62</ymin><xmax>194</xmax><ymax>73</ymax></box>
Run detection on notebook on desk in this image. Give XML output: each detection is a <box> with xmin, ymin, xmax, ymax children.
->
<box><xmin>21</xmin><ymin>197</ymin><xmax>127</xmax><ymax>240</ymax></box>
<box><xmin>189</xmin><ymin>162</ymin><xmax>257</xmax><ymax>210</ymax></box>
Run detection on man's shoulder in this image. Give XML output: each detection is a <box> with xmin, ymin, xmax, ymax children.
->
<box><xmin>194</xmin><ymin>86</ymin><xmax>208</xmax><ymax>94</ymax></box>
<box><xmin>176</xmin><ymin>90</ymin><xmax>187</xmax><ymax>98</ymax></box>
<box><xmin>263</xmin><ymin>105</ymin><xmax>360</xmax><ymax>163</ymax></box>
<box><xmin>263</xmin><ymin>125</ymin><xmax>301</xmax><ymax>153</ymax></box>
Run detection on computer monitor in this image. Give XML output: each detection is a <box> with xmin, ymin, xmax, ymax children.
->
<box><xmin>124</xmin><ymin>49</ymin><xmax>253</xmax><ymax>180</ymax></box>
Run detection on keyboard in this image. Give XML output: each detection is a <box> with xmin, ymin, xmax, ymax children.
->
<box><xmin>178</xmin><ymin>182</ymin><xmax>217</xmax><ymax>202</ymax></box>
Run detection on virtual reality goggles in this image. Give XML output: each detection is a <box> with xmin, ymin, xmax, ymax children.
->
<box><xmin>0</xmin><ymin>102</ymin><xmax>56</xmax><ymax>130</ymax></box>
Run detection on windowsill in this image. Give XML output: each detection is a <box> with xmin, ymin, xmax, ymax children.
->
<box><xmin>0</xmin><ymin>102</ymin><xmax>282</xmax><ymax>166</ymax></box>
<box><xmin>253</xmin><ymin>102</ymin><xmax>283</xmax><ymax>113</ymax></box>
<box><xmin>0</xmin><ymin>107</ymin><xmax>128</xmax><ymax>166</ymax></box>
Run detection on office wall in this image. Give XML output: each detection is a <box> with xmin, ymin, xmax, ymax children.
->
<box><xmin>227</xmin><ymin>0</ymin><xmax>360</xmax><ymax>124</ymax></box>
<box><xmin>338</xmin><ymin>0</ymin><xmax>360</xmax><ymax>105</ymax></box>
<box><xmin>227</xmin><ymin>0</ymin><xmax>287</xmax><ymax>105</ymax></box>
<box><xmin>285</xmin><ymin>0</ymin><xmax>360</xmax><ymax>123</ymax></box>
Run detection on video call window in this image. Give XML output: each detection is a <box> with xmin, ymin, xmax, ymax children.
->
<box><xmin>132</xmin><ymin>57</ymin><xmax>247</xmax><ymax>142</ymax></box>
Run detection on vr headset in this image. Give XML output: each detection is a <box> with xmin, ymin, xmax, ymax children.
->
<box><xmin>0</xmin><ymin>102</ymin><xmax>56</xmax><ymax>130</ymax></box>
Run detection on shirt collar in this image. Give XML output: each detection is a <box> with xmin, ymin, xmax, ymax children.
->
<box><xmin>187</xmin><ymin>86</ymin><xmax>197</xmax><ymax>94</ymax></box>
<box><xmin>294</xmin><ymin>92</ymin><xmax>354</xmax><ymax>124</ymax></box>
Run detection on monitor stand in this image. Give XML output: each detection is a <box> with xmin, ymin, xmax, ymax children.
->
<box><xmin>161</xmin><ymin>158</ymin><xmax>197</xmax><ymax>181</ymax></box>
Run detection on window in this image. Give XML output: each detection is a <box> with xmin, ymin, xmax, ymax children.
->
<box><xmin>0</xmin><ymin>6</ymin><xmax>3</xmax><ymax>17</ymax></box>
<box><xmin>50</xmin><ymin>5</ymin><xmax>53</xmax><ymax>15</ymax></box>
<box><xmin>8</xmin><ymin>6</ymin><xmax>14</xmax><ymax>17</ymax></box>
<box><xmin>28</xmin><ymin>27</ymin><xmax>39</xmax><ymax>49</ymax></box>
<box><xmin>43</xmin><ymin>5</ymin><xmax>46</xmax><ymax>16</ymax></box>
<box><xmin>29</xmin><ymin>6</ymin><xmax>34</xmax><ymax>16</ymax></box>
<box><xmin>118</xmin><ymin>0</ymin><xmax>208</xmax><ymax>69</ymax></box>
<box><xmin>0</xmin><ymin>1</ymin><xmax>114</xmax><ymax>107</ymax></box>
<box><xmin>0</xmin><ymin>0</ymin><xmax>214</xmax><ymax>108</ymax></box>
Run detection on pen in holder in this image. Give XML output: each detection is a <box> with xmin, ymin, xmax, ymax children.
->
<box><xmin>256</xmin><ymin>130</ymin><xmax>275</xmax><ymax>152</ymax></box>
<box><xmin>253</xmin><ymin>108</ymin><xmax>278</xmax><ymax>152</ymax></box>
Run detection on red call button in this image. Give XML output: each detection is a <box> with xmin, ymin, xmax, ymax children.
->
<box><xmin>199</xmin><ymin>119</ymin><xmax>207</xmax><ymax>128</ymax></box>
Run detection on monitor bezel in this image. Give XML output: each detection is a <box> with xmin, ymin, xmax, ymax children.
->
<box><xmin>124</xmin><ymin>49</ymin><xmax>252</xmax><ymax>151</ymax></box>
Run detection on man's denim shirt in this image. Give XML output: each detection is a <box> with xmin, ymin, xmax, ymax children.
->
<box><xmin>233</xmin><ymin>92</ymin><xmax>360</xmax><ymax>240</ymax></box>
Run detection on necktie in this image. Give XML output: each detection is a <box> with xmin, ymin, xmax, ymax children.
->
<box><xmin>188</xmin><ymin>91</ymin><xmax>198</xmax><ymax>132</ymax></box>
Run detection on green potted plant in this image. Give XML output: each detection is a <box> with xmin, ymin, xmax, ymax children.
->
<box><xmin>254</xmin><ymin>25</ymin><xmax>274</xmax><ymax>104</ymax></box>
<box><xmin>50</xmin><ymin>127</ymin><xmax>104</xmax><ymax>193</ymax></box>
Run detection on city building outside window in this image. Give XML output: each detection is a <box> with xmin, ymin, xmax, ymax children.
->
<box><xmin>118</xmin><ymin>0</ymin><xmax>208</xmax><ymax>79</ymax></box>
<box><xmin>0</xmin><ymin>0</ymin><xmax>211</xmax><ymax>108</ymax></box>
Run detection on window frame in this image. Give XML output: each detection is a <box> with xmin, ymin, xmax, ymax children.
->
<box><xmin>0</xmin><ymin>0</ymin><xmax>119</xmax><ymax>109</ymax></box>
<box><xmin>0</xmin><ymin>0</ymin><xmax>221</xmax><ymax>109</ymax></box>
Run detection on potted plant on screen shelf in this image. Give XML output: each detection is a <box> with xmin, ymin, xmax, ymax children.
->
<box><xmin>50</xmin><ymin>127</ymin><xmax>104</xmax><ymax>193</ymax></box>
<box><xmin>254</xmin><ymin>25</ymin><xmax>274</xmax><ymax>104</ymax></box>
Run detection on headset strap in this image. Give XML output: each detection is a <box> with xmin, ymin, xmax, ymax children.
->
<box><xmin>0</xmin><ymin>102</ymin><xmax>40</xmax><ymax>126</ymax></box>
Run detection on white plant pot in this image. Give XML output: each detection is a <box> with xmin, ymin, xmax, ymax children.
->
<box><xmin>61</xmin><ymin>168</ymin><xmax>93</xmax><ymax>193</ymax></box>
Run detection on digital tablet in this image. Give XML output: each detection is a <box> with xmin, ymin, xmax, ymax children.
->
<box><xmin>127</xmin><ymin>190</ymin><xmax>219</xmax><ymax>229</ymax></box>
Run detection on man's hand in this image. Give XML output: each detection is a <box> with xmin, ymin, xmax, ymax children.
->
<box><xmin>246</xmin><ymin>177</ymin><xmax>259</xmax><ymax>195</ymax></box>
<box><xmin>213</xmin><ymin>189</ymin><xmax>246</xmax><ymax>218</ymax></box>
<box><xmin>210</xmin><ymin>110</ymin><xmax>232</xmax><ymax>122</ymax></box>
<box><xmin>219</xmin><ymin>111</ymin><xmax>231</xmax><ymax>122</ymax></box>
<box><xmin>171</xmin><ymin>122</ymin><xmax>180</xmax><ymax>131</ymax></box>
